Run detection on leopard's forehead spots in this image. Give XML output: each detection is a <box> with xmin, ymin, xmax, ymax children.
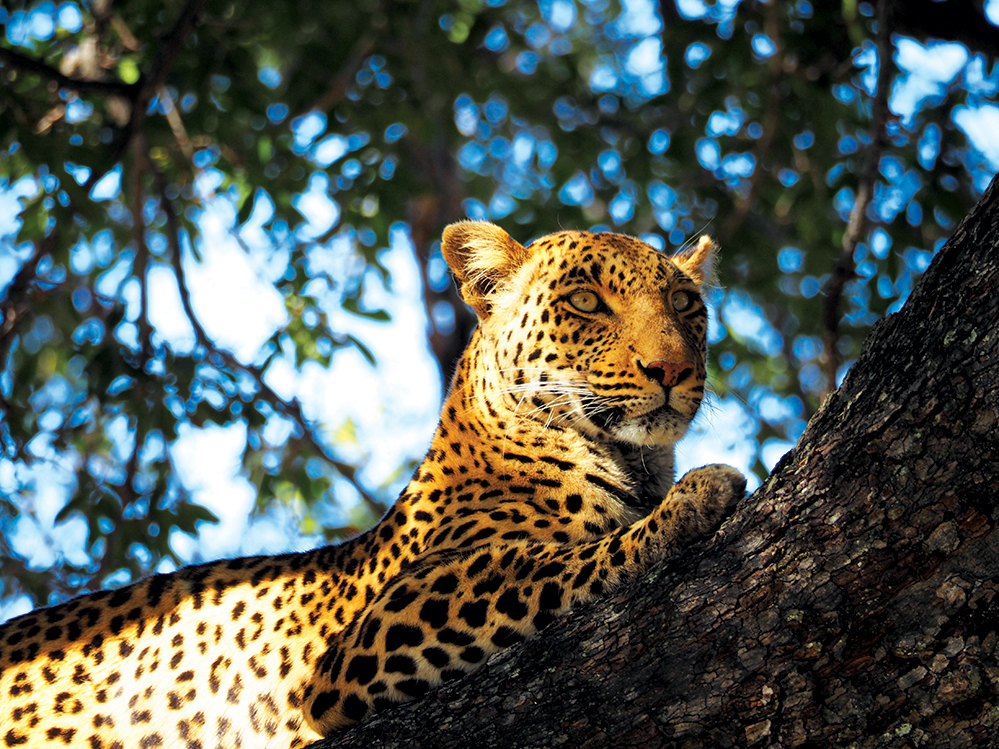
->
<box><xmin>525</xmin><ymin>231</ymin><xmax>686</xmax><ymax>294</ymax></box>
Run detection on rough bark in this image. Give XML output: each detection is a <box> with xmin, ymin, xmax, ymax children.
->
<box><xmin>312</xmin><ymin>175</ymin><xmax>999</xmax><ymax>749</ymax></box>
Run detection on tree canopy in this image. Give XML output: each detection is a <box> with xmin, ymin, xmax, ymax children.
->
<box><xmin>1</xmin><ymin>0</ymin><xmax>996</xmax><ymax>613</ymax></box>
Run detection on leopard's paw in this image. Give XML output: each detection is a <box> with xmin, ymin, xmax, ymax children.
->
<box><xmin>664</xmin><ymin>464</ymin><xmax>746</xmax><ymax>536</ymax></box>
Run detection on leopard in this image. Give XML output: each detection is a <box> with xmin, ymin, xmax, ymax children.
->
<box><xmin>0</xmin><ymin>221</ymin><xmax>746</xmax><ymax>748</ymax></box>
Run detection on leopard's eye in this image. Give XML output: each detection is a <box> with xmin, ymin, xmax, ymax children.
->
<box><xmin>672</xmin><ymin>290</ymin><xmax>694</xmax><ymax>312</ymax></box>
<box><xmin>569</xmin><ymin>290</ymin><xmax>601</xmax><ymax>313</ymax></box>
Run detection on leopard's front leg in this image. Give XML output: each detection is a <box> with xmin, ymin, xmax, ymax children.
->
<box><xmin>305</xmin><ymin>464</ymin><xmax>745</xmax><ymax>734</ymax></box>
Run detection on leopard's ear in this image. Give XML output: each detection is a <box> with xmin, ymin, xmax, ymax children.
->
<box><xmin>441</xmin><ymin>221</ymin><xmax>532</xmax><ymax>318</ymax></box>
<box><xmin>671</xmin><ymin>235</ymin><xmax>719</xmax><ymax>287</ymax></box>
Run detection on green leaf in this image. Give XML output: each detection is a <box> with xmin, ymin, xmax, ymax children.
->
<box><xmin>118</xmin><ymin>57</ymin><xmax>141</xmax><ymax>85</ymax></box>
<box><xmin>342</xmin><ymin>297</ymin><xmax>390</xmax><ymax>322</ymax></box>
<box><xmin>346</xmin><ymin>334</ymin><xmax>376</xmax><ymax>366</ymax></box>
<box><xmin>174</xmin><ymin>503</ymin><xmax>220</xmax><ymax>535</ymax></box>
<box><xmin>237</xmin><ymin>189</ymin><xmax>256</xmax><ymax>225</ymax></box>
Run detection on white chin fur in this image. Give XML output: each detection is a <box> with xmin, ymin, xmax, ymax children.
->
<box><xmin>608</xmin><ymin>420</ymin><xmax>689</xmax><ymax>447</ymax></box>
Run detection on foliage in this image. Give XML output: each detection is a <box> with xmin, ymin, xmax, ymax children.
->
<box><xmin>0</xmin><ymin>0</ymin><xmax>995</xmax><ymax>611</ymax></box>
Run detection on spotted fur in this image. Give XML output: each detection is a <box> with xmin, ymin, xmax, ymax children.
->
<box><xmin>0</xmin><ymin>222</ymin><xmax>745</xmax><ymax>747</ymax></box>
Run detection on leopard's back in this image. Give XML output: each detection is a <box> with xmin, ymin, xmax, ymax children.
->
<box><xmin>1</xmin><ymin>548</ymin><xmax>371</xmax><ymax>747</ymax></box>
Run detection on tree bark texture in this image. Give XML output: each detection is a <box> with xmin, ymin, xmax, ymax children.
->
<box><xmin>313</xmin><ymin>175</ymin><xmax>999</xmax><ymax>749</ymax></box>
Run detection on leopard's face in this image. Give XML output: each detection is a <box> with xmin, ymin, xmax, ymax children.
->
<box><xmin>475</xmin><ymin>231</ymin><xmax>710</xmax><ymax>448</ymax></box>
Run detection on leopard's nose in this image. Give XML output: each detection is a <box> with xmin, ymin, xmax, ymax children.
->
<box><xmin>639</xmin><ymin>360</ymin><xmax>694</xmax><ymax>388</ymax></box>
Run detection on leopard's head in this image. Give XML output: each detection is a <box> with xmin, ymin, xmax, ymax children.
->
<box><xmin>441</xmin><ymin>221</ymin><xmax>717</xmax><ymax>448</ymax></box>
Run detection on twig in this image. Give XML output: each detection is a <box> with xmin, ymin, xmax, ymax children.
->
<box><xmin>159</xmin><ymin>86</ymin><xmax>195</xmax><ymax>161</ymax></box>
<box><xmin>129</xmin><ymin>136</ymin><xmax>153</xmax><ymax>356</ymax></box>
<box><xmin>299</xmin><ymin>34</ymin><xmax>376</xmax><ymax>117</ymax></box>
<box><xmin>147</xmin><ymin>157</ymin><xmax>386</xmax><ymax>518</ymax></box>
<box><xmin>93</xmin><ymin>438</ymin><xmax>139</xmax><ymax>586</ymax></box>
<box><xmin>0</xmin><ymin>234</ymin><xmax>59</xmax><ymax>416</ymax></box>
<box><xmin>111</xmin><ymin>15</ymin><xmax>143</xmax><ymax>52</ymax></box>
<box><xmin>720</xmin><ymin>0</ymin><xmax>782</xmax><ymax>242</ymax></box>
<box><xmin>821</xmin><ymin>0</ymin><xmax>892</xmax><ymax>398</ymax></box>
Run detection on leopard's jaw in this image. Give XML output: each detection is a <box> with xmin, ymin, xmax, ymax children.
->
<box><xmin>606</xmin><ymin>408</ymin><xmax>692</xmax><ymax>448</ymax></box>
<box><xmin>0</xmin><ymin>224</ymin><xmax>743</xmax><ymax>747</ymax></box>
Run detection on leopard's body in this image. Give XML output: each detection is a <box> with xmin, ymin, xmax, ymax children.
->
<box><xmin>0</xmin><ymin>222</ymin><xmax>745</xmax><ymax>748</ymax></box>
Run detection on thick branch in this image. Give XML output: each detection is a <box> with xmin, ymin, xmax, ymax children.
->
<box><xmin>0</xmin><ymin>45</ymin><xmax>135</xmax><ymax>97</ymax></box>
<box><xmin>138</xmin><ymin>0</ymin><xmax>206</xmax><ymax>111</ymax></box>
<box><xmin>312</xmin><ymin>174</ymin><xmax>999</xmax><ymax>747</ymax></box>
<box><xmin>821</xmin><ymin>0</ymin><xmax>893</xmax><ymax>397</ymax></box>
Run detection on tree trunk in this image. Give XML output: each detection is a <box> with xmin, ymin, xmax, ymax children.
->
<box><xmin>312</xmin><ymin>176</ymin><xmax>999</xmax><ymax>749</ymax></box>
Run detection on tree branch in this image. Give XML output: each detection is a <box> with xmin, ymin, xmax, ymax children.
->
<box><xmin>147</xmin><ymin>157</ymin><xmax>386</xmax><ymax>519</ymax></box>
<box><xmin>0</xmin><ymin>544</ymin><xmax>78</xmax><ymax>607</ymax></box>
<box><xmin>302</xmin><ymin>34</ymin><xmax>377</xmax><ymax>117</ymax></box>
<box><xmin>158</xmin><ymin>86</ymin><xmax>196</xmax><ymax>162</ymax></box>
<box><xmin>129</xmin><ymin>136</ymin><xmax>153</xmax><ymax>357</ymax></box>
<box><xmin>84</xmin><ymin>0</ymin><xmax>209</xmax><ymax>191</ymax></box>
<box><xmin>821</xmin><ymin>0</ymin><xmax>892</xmax><ymax>398</ymax></box>
<box><xmin>92</xmin><ymin>439</ymin><xmax>140</xmax><ymax>588</ymax></box>
<box><xmin>399</xmin><ymin>0</ymin><xmax>474</xmax><ymax>387</ymax></box>
<box><xmin>719</xmin><ymin>0</ymin><xmax>782</xmax><ymax>243</ymax></box>
<box><xmin>0</xmin><ymin>44</ymin><xmax>136</xmax><ymax>97</ymax></box>
<box><xmin>0</xmin><ymin>233</ymin><xmax>58</xmax><ymax>415</ymax></box>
